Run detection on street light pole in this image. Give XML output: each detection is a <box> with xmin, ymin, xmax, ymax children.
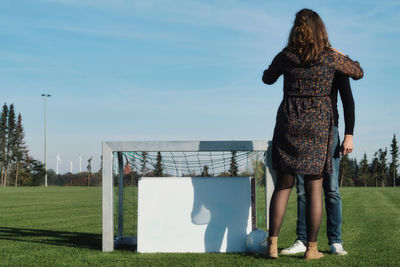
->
<box><xmin>42</xmin><ymin>93</ymin><xmax>51</xmax><ymax>187</ymax></box>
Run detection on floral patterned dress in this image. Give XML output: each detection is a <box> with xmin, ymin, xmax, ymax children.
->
<box><xmin>263</xmin><ymin>49</ymin><xmax>363</xmax><ymax>175</ymax></box>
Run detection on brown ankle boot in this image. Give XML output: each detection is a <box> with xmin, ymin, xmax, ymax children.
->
<box><xmin>304</xmin><ymin>241</ymin><xmax>324</xmax><ymax>260</ymax></box>
<box><xmin>266</xmin><ymin>236</ymin><xmax>278</xmax><ymax>259</ymax></box>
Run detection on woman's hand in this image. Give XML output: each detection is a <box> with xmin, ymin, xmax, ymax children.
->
<box><xmin>341</xmin><ymin>134</ymin><xmax>354</xmax><ymax>155</ymax></box>
<box><xmin>331</xmin><ymin>47</ymin><xmax>345</xmax><ymax>56</ymax></box>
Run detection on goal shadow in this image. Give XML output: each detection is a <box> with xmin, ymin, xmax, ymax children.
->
<box><xmin>0</xmin><ymin>227</ymin><xmax>101</xmax><ymax>250</ymax></box>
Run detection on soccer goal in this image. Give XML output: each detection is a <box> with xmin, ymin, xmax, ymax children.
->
<box><xmin>102</xmin><ymin>141</ymin><xmax>276</xmax><ymax>252</ymax></box>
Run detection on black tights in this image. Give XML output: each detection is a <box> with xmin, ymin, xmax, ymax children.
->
<box><xmin>268</xmin><ymin>171</ymin><xmax>323</xmax><ymax>242</ymax></box>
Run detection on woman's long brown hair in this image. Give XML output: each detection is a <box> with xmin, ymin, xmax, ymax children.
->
<box><xmin>287</xmin><ymin>9</ymin><xmax>331</xmax><ymax>65</ymax></box>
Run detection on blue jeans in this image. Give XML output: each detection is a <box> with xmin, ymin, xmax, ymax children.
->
<box><xmin>295</xmin><ymin>126</ymin><xmax>342</xmax><ymax>245</ymax></box>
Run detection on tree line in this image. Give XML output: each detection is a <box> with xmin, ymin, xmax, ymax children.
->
<box><xmin>0</xmin><ymin>103</ymin><xmax>101</xmax><ymax>187</ymax></box>
<box><xmin>2</xmin><ymin>102</ymin><xmax>398</xmax><ymax>187</ymax></box>
<box><xmin>0</xmin><ymin>103</ymin><xmax>38</xmax><ymax>186</ymax></box>
<box><xmin>339</xmin><ymin>134</ymin><xmax>399</xmax><ymax>187</ymax></box>
<box><xmin>45</xmin><ymin>169</ymin><xmax>102</xmax><ymax>186</ymax></box>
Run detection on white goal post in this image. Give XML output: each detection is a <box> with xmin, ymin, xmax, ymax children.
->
<box><xmin>102</xmin><ymin>140</ymin><xmax>276</xmax><ymax>252</ymax></box>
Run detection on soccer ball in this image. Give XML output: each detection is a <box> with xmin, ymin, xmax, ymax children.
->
<box><xmin>246</xmin><ymin>229</ymin><xmax>268</xmax><ymax>254</ymax></box>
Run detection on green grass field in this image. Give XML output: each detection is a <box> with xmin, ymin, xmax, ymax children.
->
<box><xmin>1</xmin><ymin>186</ymin><xmax>399</xmax><ymax>266</ymax></box>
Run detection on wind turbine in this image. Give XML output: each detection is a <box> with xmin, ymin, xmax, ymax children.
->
<box><xmin>79</xmin><ymin>154</ymin><xmax>82</xmax><ymax>173</ymax></box>
<box><xmin>56</xmin><ymin>152</ymin><xmax>61</xmax><ymax>175</ymax></box>
<box><xmin>69</xmin><ymin>160</ymin><xmax>73</xmax><ymax>173</ymax></box>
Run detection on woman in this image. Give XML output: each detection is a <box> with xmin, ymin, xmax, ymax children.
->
<box><xmin>262</xmin><ymin>9</ymin><xmax>363</xmax><ymax>260</ymax></box>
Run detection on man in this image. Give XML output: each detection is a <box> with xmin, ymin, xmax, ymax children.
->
<box><xmin>281</xmin><ymin>72</ymin><xmax>355</xmax><ymax>256</ymax></box>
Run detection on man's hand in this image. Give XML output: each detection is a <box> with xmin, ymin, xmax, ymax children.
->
<box><xmin>331</xmin><ymin>47</ymin><xmax>345</xmax><ymax>56</ymax></box>
<box><xmin>341</xmin><ymin>134</ymin><xmax>354</xmax><ymax>155</ymax></box>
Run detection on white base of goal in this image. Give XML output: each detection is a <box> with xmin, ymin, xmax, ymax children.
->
<box><xmin>137</xmin><ymin>177</ymin><xmax>252</xmax><ymax>253</ymax></box>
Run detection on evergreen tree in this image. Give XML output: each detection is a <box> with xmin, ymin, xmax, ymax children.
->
<box><xmin>370</xmin><ymin>155</ymin><xmax>380</xmax><ymax>187</ymax></box>
<box><xmin>0</xmin><ymin>104</ymin><xmax>8</xmax><ymax>186</ymax></box>
<box><xmin>98</xmin><ymin>155</ymin><xmax>103</xmax><ymax>175</ymax></box>
<box><xmin>339</xmin><ymin>154</ymin><xmax>354</xmax><ymax>186</ymax></box>
<box><xmin>252</xmin><ymin>158</ymin><xmax>265</xmax><ymax>186</ymax></box>
<box><xmin>28</xmin><ymin>159</ymin><xmax>45</xmax><ymax>186</ymax></box>
<box><xmin>3</xmin><ymin>104</ymin><xmax>16</xmax><ymax>186</ymax></box>
<box><xmin>87</xmin><ymin>157</ymin><xmax>92</xmax><ymax>186</ymax></box>
<box><xmin>229</xmin><ymin>151</ymin><xmax>238</xmax><ymax>176</ymax></box>
<box><xmin>154</xmin><ymin>152</ymin><xmax>163</xmax><ymax>176</ymax></box>
<box><xmin>17</xmin><ymin>155</ymin><xmax>35</xmax><ymax>186</ymax></box>
<box><xmin>389</xmin><ymin>134</ymin><xmax>399</xmax><ymax>187</ymax></box>
<box><xmin>14</xmin><ymin>113</ymin><xmax>28</xmax><ymax>187</ymax></box>
<box><xmin>377</xmin><ymin>148</ymin><xmax>388</xmax><ymax>187</ymax></box>
<box><xmin>201</xmin><ymin>165</ymin><xmax>210</xmax><ymax>176</ymax></box>
<box><xmin>359</xmin><ymin>153</ymin><xmax>369</xmax><ymax>187</ymax></box>
<box><xmin>351</xmin><ymin>158</ymin><xmax>359</xmax><ymax>185</ymax></box>
<box><xmin>141</xmin><ymin>152</ymin><xmax>148</xmax><ymax>176</ymax></box>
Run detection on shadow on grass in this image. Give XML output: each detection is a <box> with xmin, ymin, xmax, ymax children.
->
<box><xmin>234</xmin><ymin>249</ymin><xmax>306</xmax><ymax>260</ymax></box>
<box><xmin>0</xmin><ymin>227</ymin><xmax>102</xmax><ymax>250</ymax></box>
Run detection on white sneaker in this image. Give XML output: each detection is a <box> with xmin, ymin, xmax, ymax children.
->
<box><xmin>281</xmin><ymin>240</ymin><xmax>307</xmax><ymax>255</ymax></box>
<box><xmin>330</xmin><ymin>243</ymin><xmax>348</xmax><ymax>255</ymax></box>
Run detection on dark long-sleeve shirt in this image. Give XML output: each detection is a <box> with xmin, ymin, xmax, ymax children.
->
<box><xmin>330</xmin><ymin>72</ymin><xmax>355</xmax><ymax>135</ymax></box>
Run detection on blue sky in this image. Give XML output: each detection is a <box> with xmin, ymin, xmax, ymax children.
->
<box><xmin>1</xmin><ymin>0</ymin><xmax>399</xmax><ymax>173</ymax></box>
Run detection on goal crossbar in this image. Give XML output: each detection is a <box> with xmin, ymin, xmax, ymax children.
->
<box><xmin>103</xmin><ymin>140</ymin><xmax>269</xmax><ymax>152</ymax></box>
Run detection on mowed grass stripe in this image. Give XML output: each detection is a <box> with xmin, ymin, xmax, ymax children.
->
<box><xmin>341</xmin><ymin>188</ymin><xmax>400</xmax><ymax>266</ymax></box>
<box><xmin>1</xmin><ymin>204</ymin><xmax>100</xmax><ymax>216</ymax></box>
<box><xmin>0</xmin><ymin>187</ymin><xmax>101</xmax><ymax>233</ymax></box>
